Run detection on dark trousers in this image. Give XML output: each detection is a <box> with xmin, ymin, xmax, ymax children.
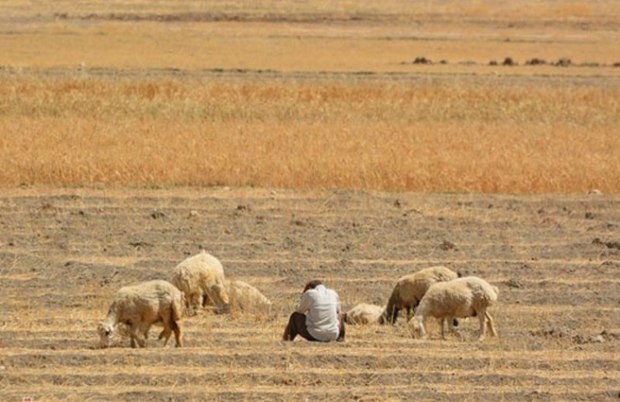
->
<box><xmin>283</xmin><ymin>312</ymin><xmax>345</xmax><ymax>342</ymax></box>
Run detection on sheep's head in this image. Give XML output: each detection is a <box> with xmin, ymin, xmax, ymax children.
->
<box><xmin>407</xmin><ymin>316</ymin><xmax>427</xmax><ymax>339</ymax></box>
<box><xmin>213</xmin><ymin>283</ymin><xmax>230</xmax><ymax>306</ymax></box>
<box><xmin>97</xmin><ymin>322</ymin><xmax>114</xmax><ymax>348</ymax></box>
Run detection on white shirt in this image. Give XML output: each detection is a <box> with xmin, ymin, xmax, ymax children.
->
<box><xmin>296</xmin><ymin>285</ymin><xmax>341</xmax><ymax>341</ymax></box>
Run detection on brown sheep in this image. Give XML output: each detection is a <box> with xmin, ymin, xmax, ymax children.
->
<box><xmin>385</xmin><ymin>266</ymin><xmax>459</xmax><ymax>324</ymax></box>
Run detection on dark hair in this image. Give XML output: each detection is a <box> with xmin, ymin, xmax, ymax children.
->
<box><xmin>303</xmin><ymin>280</ymin><xmax>322</xmax><ymax>292</ymax></box>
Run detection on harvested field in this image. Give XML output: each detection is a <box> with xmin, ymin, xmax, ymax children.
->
<box><xmin>0</xmin><ymin>188</ymin><xmax>619</xmax><ymax>400</ymax></box>
<box><xmin>1</xmin><ymin>0</ymin><xmax>619</xmax><ymax>400</ymax></box>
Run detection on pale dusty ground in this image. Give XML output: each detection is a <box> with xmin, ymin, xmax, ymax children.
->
<box><xmin>1</xmin><ymin>0</ymin><xmax>619</xmax><ymax>75</ymax></box>
<box><xmin>0</xmin><ymin>188</ymin><xmax>618</xmax><ymax>400</ymax></box>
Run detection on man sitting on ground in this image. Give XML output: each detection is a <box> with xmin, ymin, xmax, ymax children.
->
<box><xmin>282</xmin><ymin>280</ymin><xmax>345</xmax><ymax>342</ymax></box>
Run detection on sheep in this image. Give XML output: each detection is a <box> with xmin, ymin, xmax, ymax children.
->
<box><xmin>344</xmin><ymin>303</ymin><xmax>386</xmax><ymax>325</ymax></box>
<box><xmin>170</xmin><ymin>250</ymin><xmax>230</xmax><ymax>315</ymax></box>
<box><xmin>384</xmin><ymin>266</ymin><xmax>459</xmax><ymax>324</ymax></box>
<box><xmin>225</xmin><ymin>279</ymin><xmax>272</xmax><ymax>316</ymax></box>
<box><xmin>408</xmin><ymin>276</ymin><xmax>499</xmax><ymax>341</ymax></box>
<box><xmin>97</xmin><ymin>280</ymin><xmax>184</xmax><ymax>348</ymax></box>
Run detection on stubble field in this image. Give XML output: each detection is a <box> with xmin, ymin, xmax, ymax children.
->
<box><xmin>0</xmin><ymin>188</ymin><xmax>619</xmax><ymax>400</ymax></box>
<box><xmin>0</xmin><ymin>1</ymin><xmax>619</xmax><ymax>400</ymax></box>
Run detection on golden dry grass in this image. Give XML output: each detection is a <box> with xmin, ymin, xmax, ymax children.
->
<box><xmin>1</xmin><ymin>0</ymin><xmax>619</xmax><ymax>193</ymax></box>
<box><xmin>0</xmin><ymin>74</ymin><xmax>619</xmax><ymax>192</ymax></box>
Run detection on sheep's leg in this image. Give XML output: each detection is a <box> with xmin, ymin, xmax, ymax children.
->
<box><xmin>419</xmin><ymin>317</ymin><xmax>428</xmax><ymax>339</ymax></box>
<box><xmin>201</xmin><ymin>292</ymin><xmax>211</xmax><ymax>308</ymax></box>
<box><xmin>405</xmin><ymin>306</ymin><xmax>412</xmax><ymax>323</ymax></box>
<box><xmin>485</xmin><ymin>311</ymin><xmax>497</xmax><ymax>337</ymax></box>
<box><xmin>440</xmin><ymin>318</ymin><xmax>447</xmax><ymax>340</ymax></box>
<box><xmin>391</xmin><ymin>307</ymin><xmax>401</xmax><ymax>325</ymax></box>
<box><xmin>140</xmin><ymin>323</ymin><xmax>151</xmax><ymax>340</ymax></box>
<box><xmin>190</xmin><ymin>293</ymin><xmax>202</xmax><ymax>312</ymax></box>
<box><xmin>129</xmin><ymin>324</ymin><xmax>146</xmax><ymax>348</ymax></box>
<box><xmin>129</xmin><ymin>325</ymin><xmax>137</xmax><ymax>348</ymax></box>
<box><xmin>477</xmin><ymin>310</ymin><xmax>487</xmax><ymax>341</ymax></box>
<box><xmin>158</xmin><ymin>327</ymin><xmax>172</xmax><ymax>346</ymax></box>
<box><xmin>159</xmin><ymin>314</ymin><xmax>173</xmax><ymax>346</ymax></box>
<box><xmin>172</xmin><ymin>321</ymin><xmax>183</xmax><ymax>347</ymax></box>
<box><xmin>448</xmin><ymin>316</ymin><xmax>463</xmax><ymax>340</ymax></box>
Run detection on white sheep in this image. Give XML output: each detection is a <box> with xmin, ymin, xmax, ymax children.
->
<box><xmin>408</xmin><ymin>276</ymin><xmax>499</xmax><ymax>341</ymax></box>
<box><xmin>170</xmin><ymin>250</ymin><xmax>230</xmax><ymax>314</ymax></box>
<box><xmin>344</xmin><ymin>303</ymin><xmax>386</xmax><ymax>325</ymax></box>
<box><xmin>384</xmin><ymin>266</ymin><xmax>459</xmax><ymax>324</ymax></box>
<box><xmin>97</xmin><ymin>279</ymin><xmax>184</xmax><ymax>348</ymax></box>
<box><xmin>225</xmin><ymin>279</ymin><xmax>272</xmax><ymax>316</ymax></box>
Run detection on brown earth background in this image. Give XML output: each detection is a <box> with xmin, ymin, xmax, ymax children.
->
<box><xmin>0</xmin><ymin>1</ymin><xmax>619</xmax><ymax>401</ymax></box>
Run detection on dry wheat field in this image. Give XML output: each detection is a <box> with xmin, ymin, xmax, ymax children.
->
<box><xmin>1</xmin><ymin>0</ymin><xmax>620</xmax><ymax>192</ymax></box>
<box><xmin>0</xmin><ymin>1</ymin><xmax>619</xmax><ymax>401</ymax></box>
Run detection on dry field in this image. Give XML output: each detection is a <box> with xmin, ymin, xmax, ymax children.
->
<box><xmin>1</xmin><ymin>0</ymin><xmax>620</xmax><ymax>192</ymax></box>
<box><xmin>0</xmin><ymin>188</ymin><xmax>619</xmax><ymax>401</ymax></box>
<box><xmin>2</xmin><ymin>0</ymin><xmax>620</xmax><ymax>73</ymax></box>
<box><xmin>0</xmin><ymin>1</ymin><xmax>620</xmax><ymax>401</ymax></box>
<box><xmin>1</xmin><ymin>74</ymin><xmax>618</xmax><ymax>193</ymax></box>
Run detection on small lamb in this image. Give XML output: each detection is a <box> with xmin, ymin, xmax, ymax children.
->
<box><xmin>170</xmin><ymin>250</ymin><xmax>230</xmax><ymax>315</ymax></box>
<box><xmin>344</xmin><ymin>303</ymin><xmax>386</xmax><ymax>325</ymax></box>
<box><xmin>97</xmin><ymin>280</ymin><xmax>184</xmax><ymax>348</ymax></box>
<box><xmin>225</xmin><ymin>279</ymin><xmax>272</xmax><ymax>316</ymax></box>
<box><xmin>408</xmin><ymin>276</ymin><xmax>499</xmax><ymax>341</ymax></box>
<box><xmin>385</xmin><ymin>266</ymin><xmax>459</xmax><ymax>324</ymax></box>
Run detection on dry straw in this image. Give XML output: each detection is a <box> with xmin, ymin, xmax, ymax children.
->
<box><xmin>1</xmin><ymin>74</ymin><xmax>618</xmax><ymax>193</ymax></box>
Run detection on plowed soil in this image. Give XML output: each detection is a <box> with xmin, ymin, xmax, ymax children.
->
<box><xmin>1</xmin><ymin>188</ymin><xmax>618</xmax><ymax>401</ymax></box>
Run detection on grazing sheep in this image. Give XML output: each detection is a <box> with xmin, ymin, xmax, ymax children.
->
<box><xmin>225</xmin><ymin>279</ymin><xmax>272</xmax><ymax>316</ymax></box>
<box><xmin>408</xmin><ymin>276</ymin><xmax>499</xmax><ymax>341</ymax></box>
<box><xmin>97</xmin><ymin>280</ymin><xmax>184</xmax><ymax>348</ymax></box>
<box><xmin>170</xmin><ymin>250</ymin><xmax>230</xmax><ymax>314</ymax></box>
<box><xmin>344</xmin><ymin>303</ymin><xmax>386</xmax><ymax>325</ymax></box>
<box><xmin>385</xmin><ymin>266</ymin><xmax>459</xmax><ymax>324</ymax></box>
